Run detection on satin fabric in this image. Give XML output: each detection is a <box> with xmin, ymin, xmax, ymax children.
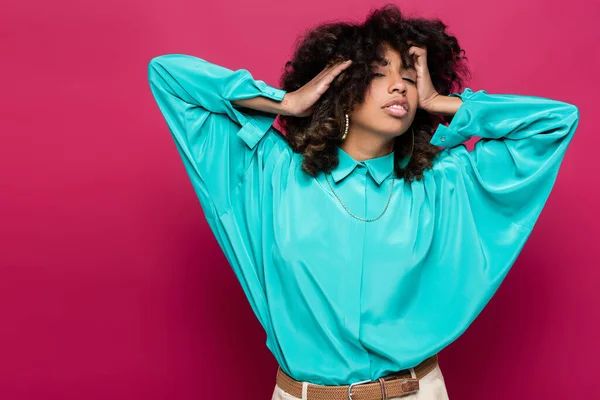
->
<box><xmin>148</xmin><ymin>54</ymin><xmax>580</xmax><ymax>386</ymax></box>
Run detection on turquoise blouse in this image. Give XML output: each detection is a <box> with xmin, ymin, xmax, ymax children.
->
<box><xmin>147</xmin><ymin>54</ymin><xmax>580</xmax><ymax>385</ymax></box>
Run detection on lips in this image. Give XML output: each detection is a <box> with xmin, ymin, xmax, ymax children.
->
<box><xmin>382</xmin><ymin>105</ymin><xmax>408</xmax><ymax>117</ymax></box>
<box><xmin>382</xmin><ymin>98</ymin><xmax>409</xmax><ymax>117</ymax></box>
<box><xmin>382</xmin><ymin>97</ymin><xmax>408</xmax><ymax>117</ymax></box>
<box><xmin>382</xmin><ymin>97</ymin><xmax>409</xmax><ymax>110</ymax></box>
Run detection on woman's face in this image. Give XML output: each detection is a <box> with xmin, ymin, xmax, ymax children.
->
<box><xmin>349</xmin><ymin>44</ymin><xmax>418</xmax><ymax>139</ymax></box>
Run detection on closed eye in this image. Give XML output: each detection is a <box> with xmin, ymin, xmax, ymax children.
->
<box><xmin>374</xmin><ymin>73</ymin><xmax>415</xmax><ymax>84</ymax></box>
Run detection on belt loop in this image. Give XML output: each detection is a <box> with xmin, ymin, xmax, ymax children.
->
<box><xmin>409</xmin><ymin>367</ymin><xmax>417</xmax><ymax>379</ymax></box>
<box><xmin>301</xmin><ymin>381</ymin><xmax>309</xmax><ymax>400</ymax></box>
<box><xmin>377</xmin><ymin>377</ymin><xmax>388</xmax><ymax>400</ymax></box>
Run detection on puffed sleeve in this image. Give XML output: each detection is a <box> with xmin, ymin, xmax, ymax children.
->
<box><xmin>419</xmin><ymin>89</ymin><xmax>580</xmax><ymax>350</ymax></box>
<box><xmin>430</xmin><ymin>88</ymin><xmax>580</xmax><ymax>232</ymax></box>
<box><xmin>147</xmin><ymin>54</ymin><xmax>288</xmax><ymax>218</ymax></box>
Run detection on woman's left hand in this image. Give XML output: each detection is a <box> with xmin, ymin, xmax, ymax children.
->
<box><xmin>408</xmin><ymin>43</ymin><xmax>441</xmax><ymax>112</ymax></box>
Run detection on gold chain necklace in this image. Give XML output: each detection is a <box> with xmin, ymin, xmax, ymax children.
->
<box><xmin>324</xmin><ymin>173</ymin><xmax>395</xmax><ymax>222</ymax></box>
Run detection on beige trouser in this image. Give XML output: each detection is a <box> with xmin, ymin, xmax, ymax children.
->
<box><xmin>271</xmin><ymin>363</ymin><xmax>450</xmax><ymax>400</ymax></box>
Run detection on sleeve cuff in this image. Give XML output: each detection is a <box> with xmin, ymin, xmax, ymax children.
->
<box><xmin>225</xmin><ymin>76</ymin><xmax>287</xmax><ymax>150</ymax></box>
<box><xmin>255</xmin><ymin>80</ymin><xmax>287</xmax><ymax>101</ymax></box>
<box><xmin>429</xmin><ymin>87</ymin><xmax>482</xmax><ymax>148</ymax></box>
<box><xmin>448</xmin><ymin>87</ymin><xmax>478</xmax><ymax>101</ymax></box>
<box><xmin>430</xmin><ymin>123</ymin><xmax>470</xmax><ymax>148</ymax></box>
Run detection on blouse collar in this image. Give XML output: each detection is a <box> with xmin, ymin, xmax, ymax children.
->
<box><xmin>331</xmin><ymin>146</ymin><xmax>396</xmax><ymax>186</ymax></box>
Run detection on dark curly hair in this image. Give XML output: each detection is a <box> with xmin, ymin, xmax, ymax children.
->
<box><xmin>277</xmin><ymin>3</ymin><xmax>471</xmax><ymax>182</ymax></box>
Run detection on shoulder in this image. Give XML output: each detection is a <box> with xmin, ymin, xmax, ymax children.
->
<box><xmin>423</xmin><ymin>144</ymin><xmax>480</xmax><ymax>187</ymax></box>
<box><xmin>255</xmin><ymin>126</ymin><xmax>295</xmax><ymax>165</ymax></box>
<box><xmin>262</xmin><ymin>125</ymin><xmax>290</xmax><ymax>149</ymax></box>
<box><xmin>430</xmin><ymin>145</ymin><xmax>470</xmax><ymax>171</ymax></box>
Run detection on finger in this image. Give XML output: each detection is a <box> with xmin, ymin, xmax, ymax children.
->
<box><xmin>323</xmin><ymin>60</ymin><xmax>352</xmax><ymax>79</ymax></box>
<box><xmin>328</xmin><ymin>61</ymin><xmax>352</xmax><ymax>81</ymax></box>
<box><xmin>408</xmin><ymin>42</ymin><xmax>427</xmax><ymax>49</ymax></box>
<box><xmin>408</xmin><ymin>47</ymin><xmax>424</xmax><ymax>56</ymax></box>
<box><xmin>329</xmin><ymin>60</ymin><xmax>352</xmax><ymax>78</ymax></box>
<box><xmin>316</xmin><ymin>60</ymin><xmax>352</xmax><ymax>89</ymax></box>
<box><xmin>311</xmin><ymin>60</ymin><xmax>350</xmax><ymax>84</ymax></box>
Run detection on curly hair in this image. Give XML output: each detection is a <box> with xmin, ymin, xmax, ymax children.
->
<box><xmin>277</xmin><ymin>3</ymin><xmax>471</xmax><ymax>182</ymax></box>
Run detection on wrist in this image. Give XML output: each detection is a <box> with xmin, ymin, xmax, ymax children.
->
<box><xmin>424</xmin><ymin>94</ymin><xmax>463</xmax><ymax>117</ymax></box>
<box><xmin>279</xmin><ymin>92</ymin><xmax>296</xmax><ymax>116</ymax></box>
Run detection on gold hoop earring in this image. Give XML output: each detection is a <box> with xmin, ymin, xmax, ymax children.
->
<box><xmin>398</xmin><ymin>127</ymin><xmax>414</xmax><ymax>169</ymax></box>
<box><xmin>341</xmin><ymin>113</ymin><xmax>349</xmax><ymax>140</ymax></box>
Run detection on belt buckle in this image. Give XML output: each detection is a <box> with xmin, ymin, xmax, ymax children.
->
<box><xmin>347</xmin><ymin>379</ymin><xmax>371</xmax><ymax>400</ymax></box>
<box><xmin>347</xmin><ymin>375</ymin><xmax>420</xmax><ymax>399</ymax></box>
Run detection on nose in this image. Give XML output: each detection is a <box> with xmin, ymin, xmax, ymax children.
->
<box><xmin>389</xmin><ymin>75</ymin><xmax>408</xmax><ymax>94</ymax></box>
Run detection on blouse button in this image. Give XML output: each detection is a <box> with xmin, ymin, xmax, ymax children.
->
<box><xmin>441</xmin><ymin>136</ymin><xmax>446</xmax><ymax>142</ymax></box>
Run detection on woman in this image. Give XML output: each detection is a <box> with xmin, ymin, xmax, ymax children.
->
<box><xmin>147</xmin><ymin>4</ymin><xmax>580</xmax><ymax>400</ymax></box>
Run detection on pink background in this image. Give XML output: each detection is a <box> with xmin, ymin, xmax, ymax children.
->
<box><xmin>1</xmin><ymin>0</ymin><xmax>598</xmax><ymax>399</ymax></box>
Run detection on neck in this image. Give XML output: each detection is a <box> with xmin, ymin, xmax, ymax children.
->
<box><xmin>339</xmin><ymin>128</ymin><xmax>395</xmax><ymax>161</ymax></box>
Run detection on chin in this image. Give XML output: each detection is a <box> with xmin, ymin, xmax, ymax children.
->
<box><xmin>387</xmin><ymin>125</ymin><xmax>412</xmax><ymax>137</ymax></box>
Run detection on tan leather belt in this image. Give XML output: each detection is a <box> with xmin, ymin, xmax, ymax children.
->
<box><xmin>276</xmin><ymin>354</ymin><xmax>439</xmax><ymax>400</ymax></box>
<box><xmin>277</xmin><ymin>354</ymin><xmax>438</xmax><ymax>400</ymax></box>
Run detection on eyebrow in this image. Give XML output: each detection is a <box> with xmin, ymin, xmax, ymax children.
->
<box><xmin>378</xmin><ymin>57</ymin><xmax>416</xmax><ymax>71</ymax></box>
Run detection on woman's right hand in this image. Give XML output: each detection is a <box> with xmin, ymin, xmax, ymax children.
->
<box><xmin>283</xmin><ymin>60</ymin><xmax>353</xmax><ymax>117</ymax></box>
